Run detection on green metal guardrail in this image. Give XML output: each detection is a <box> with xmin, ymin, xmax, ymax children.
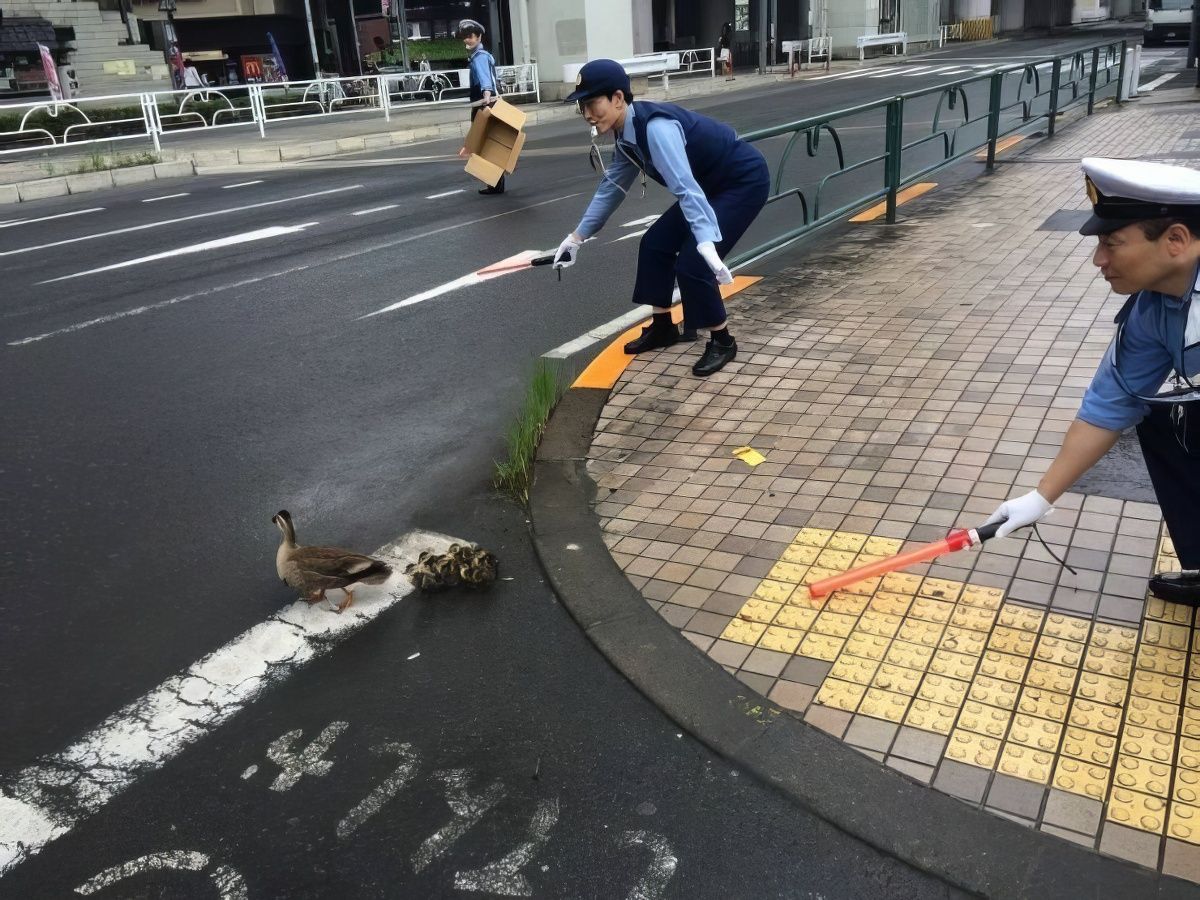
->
<box><xmin>729</xmin><ymin>39</ymin><xmax>1128</xmax><ymax>269</ymax></box>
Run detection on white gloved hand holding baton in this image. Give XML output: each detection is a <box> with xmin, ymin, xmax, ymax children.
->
<box><xmin>983</xmin><ymin>489</ymin><xmax>1053</xmax><ymax>539</ymax></box>
<box><xmin>554</xmin><ymin>233</ymin><xmax>583</xmax><ymax>269</ymax></box>
<box><xmin>697</xmin><ymin>241</ymin><xmax>734</xmax><ymax>285</ymax></box>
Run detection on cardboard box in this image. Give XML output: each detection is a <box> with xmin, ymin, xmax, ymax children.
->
<box><xmin>462</xmin><ymin>97</ymin><xmax>527</xmax><ymax>187</ymax></box>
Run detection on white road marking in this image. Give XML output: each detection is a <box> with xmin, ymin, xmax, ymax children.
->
<box><xmin>620</xmin><ymin>831</ymin><xmax>678</xmax><ymax>900</ymax></box>
<box><xmin>222</xmin><ymin>180</ymin><xmax>264</xmax><ymax>189</ymax></box>
<box><xmin>0</xmin><ymin>207</ymin><xmax>104</xmax><ymax>229</ymax></box>
<box><xmin>0</xmin><ymin>530</ymin><xmax>457</xmax><ymax>878</ymax></box>
<box><xmin>612</xmin><ymin>228</ymin><xmax>648</xmax><ymax>242</ymax></box>
<box><xmin>352</xmin><ymin>204</ymin><xmax>399</xmax><ymax>216</ymax></box>
<box><xmin>37</xmin><ymin>223</ymin><xmax>318</xmax><ymax>284</ymax></box>
<box><xmin>542</xmin><ymin>306</ymin><xmax>656</xmax><ymax>359</ymax></box>
<box><xmin>336</xmin><ymin>742</ymin><xmax>417</xmax><ymax>840</ymax></box>
<box><xmin>1141</xmin><ymin>73</ymin><xmax>1179</xmax><ymax>92</ymax></box>
<box><xmin>142</xmin><ymin>192</ymin><xmax>190</xmax><ymax>203</ymax></box>
<box><xmin>426</xmin><ymin>188</ymin><xmax>466</xmax><ymax>199</ymax></box>
<box><xmin>0</xmin><ymin>184</ymin><xmax>362</xmax><ymax>258</ymax></box>
<box><xmin>413</xmin><ymin>770</ymin><xmax>506</xmax><ymax>873</ymax></box>
<box><xmin>266</xmin><ymin>722</ymin><xmax>348</xmax><ymax>791</ymax></box>
<box><xmin>453</xmin><ymin>798</ymin><xmax>559</xmax><ymax>895</ymax></box>
<box><xmin>620</xmin><ymin>214</ymin><xmax>660</xmax><ymax>228</ymax></box>
<box><xmin>75</xmin><ymin>852</ymin><xmax>248</xmax><ymax>899</ymax></box>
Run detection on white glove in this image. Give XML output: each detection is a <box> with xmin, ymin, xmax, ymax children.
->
<box><xmin>984</xmin><ymin>490</ymin><xmax>1053</xmax><ymax>539</ymax></box>
<box><xmin>697</xmin><ymin>241</ymin><xmax>734</xmax><ymax>285</ymax></box>
<box><xmin>554</xmin><ymin>233</ymin><xmax>582</xmax><ymax>269</ymax></box>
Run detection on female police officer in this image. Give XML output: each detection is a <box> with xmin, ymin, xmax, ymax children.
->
<box><xmin>987</xmin><ymin>158</ymin><xmax>1200</xmax><ymax>604</ymax></box>
<box><xmin>551</xmin><ymin>59</ymin><xmax>770</xmax><ymax>377</ymax></box>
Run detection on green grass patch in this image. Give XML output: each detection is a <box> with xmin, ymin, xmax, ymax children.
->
<box><xmin>71</xmin><ymin>150</ymin><xmax>160</xmax><ymax>174</ymax></box>
<box><xmin>493</xmin><ymin>360</ymin><xmax>566</xmax><ymax>505</ymax></box>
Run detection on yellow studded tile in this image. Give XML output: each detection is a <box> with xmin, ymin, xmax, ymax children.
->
<box><xmin>978</xmin><ymin>650</ymin><xmax>1031</xmax><ymax>683</ymax></box>
<box><xmin>919</xmin><ymin>577</ymin><xmax>963</xmax><ymax>603</ymax></box>
<box><xmin>1106</xmin><ymin>788</ymin><xmax>1167</xmax><ymax>834</ymax></box>
<box><xmin>844</xmin><ymin>631</ymin><xmax>892</xmax><ymax>661</ymax></box>
<box><xmin>815</xmin><ymin>548</ymin><xmax>857</xmax><ymax>571</ymax></box>
<box><xmin>1082</xmin><ymin>647</ymin><xmax>1134</xmax><ymax>679</ymax></box>
<box><xmin>880</xmin><ymin>572</ymin><xmax>924</xmax><ymax>596</ymax></box>
<box><xmin>1120</xmin><ymin>725</ymin><xmax>1177</xmax><ymax>765</ymax></box>
<box><xmin>960</xmin><ymin>585</ymin><xmax>1005</xmax><ymax>610</ymax></box>
<box><xmin>1043</xmin><ymin>613</ymin><xmax>1091</xmax><ymax>643</ymax></box>
<box><xmin>884</xmin><ymin>640</ymin><xmax>935</xmax><ymax>671</ymax></box>
<box><xmin>758</xmin><ymin>625</ymin><xmax>805</xmax><ymax>654</ymax></box>
<box><xmin>950</xmin><ymin>604</ymin><xmax>997</xmax><ymax>633</ymax></box>
<box><xmin>836</xmin><ymin>574</ymin><xmax>883</xmax><ymax>597</ymax></box>
<box><xmin>1126</xmin><ymin>696</ymin><xmax>1182</xmax><ymax>732</ymax></box>
<box><xmin>1017</xmin><ymin>687</ymin><xmax>1072</xmax><ymax>723</ymax></box>
<box><xmin>774</xmin><ymin>605</ymin><xmax>819</xmax><ymax>631</ymax></box>
<box><xmin>969</xmin><ymin>675</ymin><xmax>1022</xmax><ymax>711</ymax></box>
<box><xmin>1089</xmin><ymin>623</ymin><xmax>1139</xmax><ymax>654</ymax></box>
<box><xmin>1113</xmin><ymin>754</ymin><xmax>1172</xmax><ymax>798</ymax></box>
<box><xmin>1189</xmin><ymin>655</ymin><xmax>1200</xmax><ymax>680</ymax></box>
<box><xmin>1060</xmin><ymin>726</ymin><xmax>1118</xmax><ymax>768</ymax></box>
<box><xmin>1068</xmin><ymin>698</ymin><xmax>1125</xmax><ymax>736</ymax></box>
<box><xmin>859</xmin><ymin>687</ymin><xmax>912</xmax><ymax>723</ymax></box>
<box><xmin>918</xmin><ymin>674</ymin><xmax>969</xmax><ymax>707</ymax></box>
<box><xmin>946</xmin><ymin>728</ymin><xmax>1002</xmax><ymax>769</ymax></box>
<box><xmin>1034</xmin><ymin>636</ymin><xmax>1085</xmax><ymax>668</ymax></box>
<box><xmin>863</xmin><ymin>536</ymin><xmax>903</xmax><ymax>556</ymax></box>
<box><xmin>1007</xmin><ymin>713</ymin><xmax>1063</xmax><ymax>753</ymax></box>
<box><xmin>1131</xmin><ymin>670</ymin><xmax>1183</xmax><ymax>705</ymax></box>
<box><xmin>824</xmin><ymin>592</ymin><xmax>870</xmax><ymax>616</ymax></box>
<box><xmin>910</xmin><ymin>596</ymin><xmax>954</xmax><ymax>624</ymax></box>
<box><xmin>1181</xmin><ymin>708</ymin><xmax>1200</xmax><ymax>740</ymax></box>
<box><xmin>989</xmin><ymin>626</ymin><xmax>1039</xmax><ymax>657</ymax></box>
<box><xmin>930</xmin><ymin>649</ymin><xmax>979</xmax><ymax>682</ymax></box>
<box><xmin>872</xmin><ymin>662</ymin><xmax>924</xmax><ymax>696</ymax></box>
<box><xmin>782</xmin><ymin>543</ymin><xmax>821</xmax><ymax>566</ymax></box>
<box><xmin>997</xmin><ymin>604</ymin><xmax>1045</xmax><ymax>633</ymax></box>
<box><xmin>869</xmin><ymin>592</ymin><xmax>914</xmax><ymax>617</ymax></box>
<box><xmin>956</xmin><ymin>700</ymin><xmax>1012</xmax><ymax>740</ymax></box>
<box><xmin>829</xmin><ymin>654</ymin><xmax>880</xmax><ymax>685</ymax></box>
<box><xmin>787</xmin><ymin>587</ymin><xmax>825</xmax><ymax>611</ymax></box>
<box><xmin>1175</xmin><ymin>768</ymin><xmax>1200</xmax><ymax>806</ymax></box>
<box><xmin>721</xmin><ymin>618</ymin><xmax>767</xmax><ymax>645</ymax></box>
<box><xmin>997</xmin><ymin>743</ymin><xmax>1054</xmax><ymax>784</ymax></box>
<box><xmin>1180</xmin><ymin>738</ymin><xmax>1200</xmax><ymax>769</ymax></box>
<box><xmin>828</xmin><ymin>531</ymin><xmax>868</xmax><ymax>553</ymax></box>
<box><xmin>1026</xmin><ymin>660</ymin><xmax>1077</xmax><ymax>694</ymax></box>
<box><xmin>1053</xmin><ymin>756</ymin><xmax>1112</xmax><ymax>800</ymax></box>
<box><xmin>812</xmin><ymin>610</ymin><xmax>859</xmax><ymax>639</ymax></box>
<box><xmin>737</xmin><ymin>599</ymin><xmax>782</xmax><ymax>624</ymax></box>
<box><xmin>752</xmin><ymin>580</ymin><xmax>796</xmax><ymax>604</ymax></box>
<box><xmin>1146</xmin><ymin>596</ymin><xmax>1191</xmax><ymax>626</ymax></box>
<box><xmin>1169</xmin><ymin>803</ymin><xmax>1200</xmax><ymax>845</ymax></box>
<box><xmin>767</xmin><ymin>561</ymin><xmax>811</xmax><ymax>584</ymax></box>
<box><xmin>1076</xmin><ymin>671</ymin><xmax>1130</xmax><ymax>707</ymax></box>
<box><xmin>898</xmin><ymin>619</ymin><xmax>945</xmax><ymax>648</ymax></box>
<box><xmin>1137</xmin><ymin>645</ymin><xmax>1187</xmax><ymax>677</ymax></box>
<box><xmin>800</xmin><ymin>633</ymin><xmax>845</xmax><ymax>662</ymax></box>
<box><xmin>905</xmin><ymin>698</ymin><xmax>959</xmax><ymax>735</ymax></box>
<box><xmin>1187</xmin><ymin>682</ymin><xmax>1200</xmax><ymax>710</ymax></box>
<box><xmin>794</xmin><ymin>527</ymin><xmax>834</xmax><ymax>548</ymax></box>
<box><xmin>814</xmin><ymin>678</ymin><xmax>866</xmax><ymax>712</ymax></box>
<box><xmin>1143</xmin><ymin>620</ymin><xmax>1190</xmax><ymax>651</ymax></box>
<box><xmin>939</xmin><ymin>626</ymin><xmax>988</xmax><ymax>657</ymax></box>
<box><xmin>859</xmin><ymin>610</ymin><xmax>904</xmax><ymax>639</ymax></box>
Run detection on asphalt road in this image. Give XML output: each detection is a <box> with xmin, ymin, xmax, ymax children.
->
<box><xmin>0</xmin><ymin>29</ymin><xmax>1146</xmax><ymax>898</ymax></box>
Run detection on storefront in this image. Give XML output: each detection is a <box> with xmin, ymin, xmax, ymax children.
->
<box><xmin>0</xmin><ymin>18</ymin><xmax>70</xmax><ymax>99</ymax></box>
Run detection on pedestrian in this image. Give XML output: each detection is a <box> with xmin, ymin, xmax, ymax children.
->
<box><xmin>552</xmin><ymin>59</ymin><xmax>770</xmax><ymax>377</ymax></box>
<box><xmin>986</xmin><ymin>157</ymin><xmax>1200</xmax><ymax>603</ymax></box>
<box><xmin>182</xmin><ymin>58</ymin><xmax>205</xmax><ymax>89</ymax></box>
<box><xmin>718</xmin><ymin>23</ymin><xmax>734</xmax><ymax>80</ymax></box>
<box><xmin>455</xmin><ymin>18</ymin><xmax>505</xmax><ymax>195</ymax></box>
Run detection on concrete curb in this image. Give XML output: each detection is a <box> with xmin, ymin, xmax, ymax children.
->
<box><xmin>529</xmin><ymin>387</ymin><xmax>1200</xmax><ymax>900</ymax></box>
<box><xmin>0</xmin><ymin>159</ymin><xmax>198</xmax><ymax>204</ymax></box>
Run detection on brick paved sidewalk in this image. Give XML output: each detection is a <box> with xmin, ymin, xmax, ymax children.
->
<box><xmin>585</xmin><ymin>92</ymin><xmax>1200</xmax><ymax>883</ymax></box>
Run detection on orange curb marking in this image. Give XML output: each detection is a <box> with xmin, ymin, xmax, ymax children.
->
<box><xmin>571</xmin><ymin>275</ymin><xmax>763</xmax><ymax>390</ymax></box>
<box><xmin>849</xmin><ymin>182</ymin><xmax>938</xmax><ymax>222</ymax></box>
<box><xmin>975</xmin><ymin>135</ymin><xmax>1025</xmax><ymax>161</ymax></box>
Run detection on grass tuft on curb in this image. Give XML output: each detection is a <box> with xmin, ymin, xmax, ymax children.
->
<box><xmin>493</xmin><ymin>360</ymin><xmax>565</xmax><ymax>504</ymax></box>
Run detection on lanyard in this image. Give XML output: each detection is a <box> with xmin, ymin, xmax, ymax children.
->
<box><xmin>1111</xmin><ymin>295</ymin><xmax>1200</xmax><ymax>405</ymax></box>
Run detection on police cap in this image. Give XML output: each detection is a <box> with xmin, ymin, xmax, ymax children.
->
<box><xmin>565</xmin><ymin>59</ymin><xmax>632</xmax><ymax>103</ymax></box>
<box><xmin>1080</xmin><ymin>157</ymin><xmax>1200</xmax><ymax>236</ymax></box>
<box><xmin>456</xmin><ymin>19</ymin><xmax>485</xmax><ymax>37</ymax></box>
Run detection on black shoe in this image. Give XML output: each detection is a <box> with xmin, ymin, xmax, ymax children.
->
<box><xmin>692</xmin><ymin>337</ymin><xmax>736</xmax><ymax>376</ymax></box>
<box><xmin>1149</xmin><ymin>570</ymin><xmax>1200</xmax><ymax>605</ymax></box>
<box><xmin>479</xmin><ymin>185</ymin><xmax>505</xmax><ymax>195</ymax></box>
<box><xmin>624</xmin><ymin>323</ymin><xmax>680</xmax><ymax>354</ymax></box>
<box><xmin>681</xmin><ymin>328</ymin><xmax>698</xmax><ymax>342</ymax></box>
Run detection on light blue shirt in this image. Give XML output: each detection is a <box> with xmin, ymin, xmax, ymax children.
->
<box><xmin>1079</xmin><ymin>263</ymin><xmax>1200</xmax><ymax>431</ymax></box>
<box><xmin>575</xmin><ymin>102</ymin><xmax>723</xmax><ymax>245</ymax></box>
<box><xmin>468</xmin><ymin>47</ymin><xmax>497</xmax><ymax>94</ymax></box>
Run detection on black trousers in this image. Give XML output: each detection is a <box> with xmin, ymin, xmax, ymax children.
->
<box><xmin>469</xmin><ymin>105</ymin><xmax>504</xmax><ymax>191</ymax></box>
<box><xmin>1137</xmin><ymin>405</ymin><xmax>1200</xmax><ymax>569</ymax></box>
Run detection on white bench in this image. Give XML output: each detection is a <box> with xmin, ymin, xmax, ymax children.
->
<box><xmin>562</xmin><ymin>53</ymin><xmax>682</xmax><ymax>92</ymax></box>
<box><xmin>783</xmin><ymin>37</ymin><xmax>831</xmax><ymax>74</ymax></box>
<box><xmin>856</xmin><ymin>31</ymin><xmax>907</xmax><ymax>62</ymax></box>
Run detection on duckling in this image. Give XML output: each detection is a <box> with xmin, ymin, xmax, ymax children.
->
<box><xmin>272</xmin><ymin>510</ymin><xmax>392</xmax><ymax>613</ymax></box>
<box><xmin>405</xmin><ymin>542</ymin><xmax>498</xmax><ymax>593</ymax></box>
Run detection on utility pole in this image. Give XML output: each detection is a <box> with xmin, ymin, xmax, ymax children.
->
<box><xmin>302</xmin><ymin>0</ymin><xmax>321</xmax><ymax>76</ymax></box>
<box><xmin>757</xmin><ymin>0</ymin><xmax>768</xmax><ymax>73</ymax></box>
<box><xmin>1191</xmin><ymin>0</ymin><xmax>1199</xmax><ymax>87</ymax></box>
<box><xmin>396</xmin><ymin>0</ymin><xmax>410</xmax><ymax>70</ymax></box>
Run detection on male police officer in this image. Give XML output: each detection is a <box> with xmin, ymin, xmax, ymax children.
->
<box><xmin>987</xmin><ymin>158</ymin><xmax>1200</xmax><ymax>604</ymax></box>
<box><xmin>552</xmin><ymin>59</ymin><xmax>770</xmax><ymax>377</ymax></box>
<box><xmin>456</xmin><ymin>19</ymin><xmax>505</xmax><ymax>195</ymax></box>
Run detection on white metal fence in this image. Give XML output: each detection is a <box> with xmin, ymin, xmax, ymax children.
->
<box><xmin>0</xmin><ymin>63</ymin><xmax>539</xmax><ymax>158</ymax></box>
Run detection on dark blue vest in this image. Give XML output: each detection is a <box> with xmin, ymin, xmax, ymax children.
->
<box><xmin>627</xmin><ymin>100</ymin><xmax>763</xmax><ymax>191</ymax></box>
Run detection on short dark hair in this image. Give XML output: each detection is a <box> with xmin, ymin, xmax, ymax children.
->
<box><xmin>457</xmin><ymin>21</ymin><xmax>484</xmax><ymax>39</ymax></box>
<box><xmin>1139</xmin><ymin>218</ymin><xmax>1200</xmax><ymax>241</ymax></box>
<box><xmin>603</xmin><ymin>88</ymin><xmax>634</xmax><ymax>103</ymax></box>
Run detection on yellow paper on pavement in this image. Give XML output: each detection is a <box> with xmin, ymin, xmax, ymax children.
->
<box><xmin>732</xmin><ymin>446</ymin><xmax>766</xmax><ymax>467</ymax></box>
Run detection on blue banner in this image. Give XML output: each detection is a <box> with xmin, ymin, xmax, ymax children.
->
<box><xmin>267</xmin><ymin>32</ymin><xmax>289</xmax><ymax>82</ymax></box>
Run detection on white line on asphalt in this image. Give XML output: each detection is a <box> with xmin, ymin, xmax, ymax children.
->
<box><xmin>142</xmin><ymin>192</ymin><xmax>190</xmax><ymax>203</ymax></box>
<box><xmin>805</xmin><ymin>64</ymin><xmax>906</xmax><ymax>81</ymax></box>
<box><xmin>0</xmin><ymin>207</ymin><xmax>104</xmax><ymax>229</ymax></box>
<box><xmin>881</xmin><ymin>66</ymin><xmax>932</xmax><ymax>77</ymax></box>
<box><xmin>542</xmin><ymin>306</ymin><xmax>654</xmax><ymax>359</ymax></box>
<box><xmin>358</xmin><ymin>250</ymin><xmax>540</xmax><ymax>319</ymax></box>
<box><xmin>8</xmin><ymin>193</ymin><xmax>583</xmax><ymax>346</ymax></box>
<box><xmin>1140</xmin><ymin>73</ymin><xmax>1179</xmax><ymax>92</ymax></box>
<box><xmin>222</xmin><ymin>180</ymin><xmax>264</xmax><ymax>189</ymax></box>
<box><xmin>352</xmin><ymin>205</ymin><xmax>400</xmax><ymax>216</ymax></box>
<box><xmin>426</xmin><ymin>189</ymin><xmax>465</xmax><ymax>199</ymax></box>
<box><xmin>611</xmin><ymin>228</ymin><xmax>648</xmax><ymax>243</ymax></box>
<box><xmin>0</xmin><ymin>530</ymin><xmax>458</xmax><ymax>879</ymax></box>
<box><xmin>0</xmin><ymin>185</ymin><xmax>362</xmax><ymax>258</ymax></box>
<box><xmin>621</xmin><ymin>214</ymin><xmax>660</xmax><ymax>228</ymax></box>
<box><xmin>37</xmin><ymin>223</ymin><xmax>319</xmax><ymax>284</ymax></box>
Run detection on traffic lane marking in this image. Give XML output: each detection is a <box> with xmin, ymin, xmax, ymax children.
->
<box><xmin>223</xmin><ymin>180</ymin><xmax>264</xmax><ymax>189</ymax></box>
<box><xmin>0</xmin><ymin>529</ymin><xmax>460</xmax><ymax>878</ymax></box>
<box><xmin>352</xmin><ymin>205</ymin><xmax>400</xmax><ymax>216</ymax></box>
<box><xmin>849</xmin><ymin>182</ymin><xmax>938</xmax><ymax>223</ymax></box>
<box><xmin>358</xmin><ymin>250</ymin><xmax>544</xmax><ymax>319</ymax></box>
<box><xmin>0</xmin><ymin>208</ymin><xmax>104</xmax><ymax>229</ymax></box>
<box><xmin>142</xmin><ymin>192</ymin><xmax>191</xmax><ymax>203</ymax></box>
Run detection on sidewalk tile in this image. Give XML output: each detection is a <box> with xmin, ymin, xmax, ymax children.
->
<box><xmin>1098</xmin><ymin>822</ymin><xmax>1161</xmax><ymax>869</ymax></box>
<box><xmin>933</xmin><ymin>760</ymin><xmax>990</xmax><ymax>804</ymax></box>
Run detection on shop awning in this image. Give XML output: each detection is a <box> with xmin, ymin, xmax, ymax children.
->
<box><xmin>0</xmin><ymin>18</ymin><xmax>62</xmax><ymax>53</ymax></box>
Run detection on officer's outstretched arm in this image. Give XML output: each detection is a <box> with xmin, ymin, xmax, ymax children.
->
<box><xmin>1037</xmin><ymin>418</ymin><xmax>1122</xmax><ymax>503</ymax></box>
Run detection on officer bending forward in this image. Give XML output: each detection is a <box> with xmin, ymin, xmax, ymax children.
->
<box><xmin>987</xmin><ymin>158</ymin><xmax>1200</xmax><ymax>604</ymax></box>
<box><xmin>552</xmin><ymin>59</ymin><xmax>770</xmax><ymax>377</ymax></box>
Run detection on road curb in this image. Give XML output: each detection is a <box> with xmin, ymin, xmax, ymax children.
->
<box><xmin>529</xmin><ymin>386</ymin><xmax>1200</xmax><ymax>900</ymax></box>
